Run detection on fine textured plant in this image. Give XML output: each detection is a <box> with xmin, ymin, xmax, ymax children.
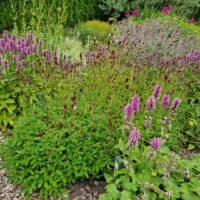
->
<box><xmin>77</xmin><ymin>20</ymin><xmax>113</xmax><ymax>44</ymax></box>
<box><xmin>113</xmin><ymin>17</ymin><xmax>200</xmax><ymax>68</ymax></box>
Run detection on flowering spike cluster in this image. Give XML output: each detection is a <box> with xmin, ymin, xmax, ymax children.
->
<box><xmin>124</xmin><ymin>96</ymin><xmax>140</xmax><ymax>120</ymax></box>
<box><xmin>150</xmin><ymin>137</ymin><xmax>161</xmax><ymax>150</ymax></box>
<box><xmin>147</xmin><ymin>96</ymin><xmax>156</xmax><ymax>111</ymax></box>
<box><xmin>162</xmin><ymin>94</ymin><xmax>170</xmax><ymax>109</ymax></box>
<box><xmin>153</xmin><ymin>84</ymin><xmax>162</xmax><ymax>99</ymax></box>
<box><xmin>0</xmin><ymin>31</ymin><xmax>37</xmax><ymax>56</ymax></box>
<box><xmin>185</xmin><ymin>51</ymin><xmax>200</xmax><ymax>63</ymax></box>
<box><xmin>131</xmin><ymin>96</ymin><xmax>140</xmax><ymax>113</ymax></box>
<box><xmin>124</xmin><ymin>103</ymin><xmax>132</xmax><ymax>120</ymax></box>
<box><xmin>171</xmin><ymin>98</ymin><xmax>182</xmax><ymax>112</ymax></box>
<box><xmin>128</xmin><ymin>127</ymin><xmax>140</xmax><ymax>146</ymax></box>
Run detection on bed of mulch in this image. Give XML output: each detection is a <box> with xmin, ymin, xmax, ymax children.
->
<box><xmin>0</xmin><ymin>130</ymin><xmax>199</xmax><ymax>200</ymax></box>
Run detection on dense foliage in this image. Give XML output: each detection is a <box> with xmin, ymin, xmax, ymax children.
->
<box><xmin>0</xmin><ymin>3</ymin><xmax>199</xmax><ymax>200</ymax></box>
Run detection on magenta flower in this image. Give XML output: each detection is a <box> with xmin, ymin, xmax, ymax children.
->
<box><xmin>169</xmin><ymin>5</ymin><xmax>173</xmax><ymax>11</ymax></box>
<box><xmin>128</xmin><ymin>127</ymin><xmax>140</xmax><ymax>146</ymax></box>
<box><xmin>132</xmin><ymin>10</ymin><xmax>139</xmax><ymax>16</ymax></box>
<box><xmin>153</xmin><ymin>84</ymin><xmax>162</xmax><ymax>99</ymax></box>
<box><xmin>190</xmin><ymin>18</ymin><xmax>196</xmax><ymax>24</ymax></box>
<box><xmin>162</xmin><ymin>94</ymin><xmax>170</xmax><ymax>109</ymax></box>
<box><xmin>150</xmin><ymin>137</ymin><xmax>161</xmax><ymax>150</ymax></box>
<box><xmin>124</xmin><ymin>13</ymin><xmax>130</xmax><ymax>17</ymax></box>
<box><xmin>162</xmin><ymin>7</ymin><xmax>169</xmax><ymax>15</ymax></box>
<box><xmin>124</xmin><ymin>103</ymin><xmax>132</xmax><ymax>120</ymax></box>
<box><xmin>131</xmin><ymin>96</ymin><xmax>140</xmax><ymax>113</ymax></box>
<box><xmin>171</xmin><ymin>98</ymin><xmax>181</xmax><ymax>111</ymax></box>
<box><xmin>147</xmin><ymin>96</ymin><xmax>156</xmax><ymax>111</ymax></box>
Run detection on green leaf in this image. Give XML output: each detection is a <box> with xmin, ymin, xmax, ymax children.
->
<box><xmin>120</xmin><ymin>190</ymin><xmax>132</xmax><ymax>200</ymax></box>
<box><xmin>187</xmin><ymin>144</ymin><xmax>195</xmax><ymax>150</ymax></box>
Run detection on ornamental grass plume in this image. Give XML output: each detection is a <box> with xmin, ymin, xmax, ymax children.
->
<box><xmin>150</xmin><ymin>137</ymin><xmax>161</xmax><ymax>150</ymax></box>
<box><xmin>162</xmin><ymin>94</ymin><xmax>170</xmax><ymax>109</ymax></box>
<box><xmin>128</xmin><ymin>127</ymin><xmax>140</xmax><ymax>146</ymax></box>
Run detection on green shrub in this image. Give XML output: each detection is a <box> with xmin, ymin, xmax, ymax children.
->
<box><xmin>1</xmin><ymin>94</ymin><xmax>117</xmax><ymax>198</ymax></box>
<box><xmin>0</xmin><ymin>1</ymin><xmax>13</xmax><ymax>33</ymax></box>
<box><xmin>78</xmin><ymin>20</ymin><xmax>113</xmax><ymax>43</ymax></box>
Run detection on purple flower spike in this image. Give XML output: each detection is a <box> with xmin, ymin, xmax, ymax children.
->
<box><xmin>124</xmin><ymin>103</ymin><xmax>132</xmax><ymax>120</ymax></box>
<box><xmin>128</xmin><ymin>127</ymin><xmax>140</xmax><ymax>146</ymax></box>
<box><xmin>171</xmin><ymin>98</ymin><xmax>181</xmax><ymax>111</ymax></box>
<box><xmin>162</xmin><ymin>94</ymin><xmax>170</xmax><ymax>109</ymax></box>
<box><xmin>150</xmin><ymin>137</ymin><xmax>161</xmax><ymax>150</ymax></box>
<box><xmin>131</xmin><ymin>96</ymin><xmax>140</xmax><ymax>113</ymax></box>
<box><xmin>153</xmin><ymin>84</ymin><xmax>162</xmax><ymax>99</ymax></box>
<box><xmin>147</xmin><ymin>96</ymin><xmax>156</xmax><ymax>111</ymax></box>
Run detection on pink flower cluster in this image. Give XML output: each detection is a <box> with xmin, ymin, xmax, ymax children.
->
<box><xmin>128</xmin><ymin>127</ymin><xmax>140</xmax><ymax>146</ymax></box>
<box><xmin>150</xmin><ymin>137</ymin><xmax>161</xmax><ymax>150</ymax></box>
<box><xmin>0</xmin><ymin>31</ymin><xmax>38</xmax><ymax>56</ymax></box>
<box><xmin>0</xmin><ymin>31</ymin><xmax>39</xmax><ymax>72</ymax></box>
<box><xmin>161</xmin><ymin>5</ymin><xmax>173</xmax><ymax>15</ymax></box>
<box><xmin>124</xmin><ymin>9</ymin><xmax>139</xmax><ymax>18</ymax></box>
<box><xmin>124</xmin><ymin>96</ymin><xmax>140</xmax><ymax>120</ymax></box>
<box><xmin>146</xmin><ymin>84</ymin><xmax>182</xmax><ymax>112</ymax></box>
<box><xmin>185</xmin><ymin>51</ymin><xmax>200</xmax><ymax>63</ymax></box>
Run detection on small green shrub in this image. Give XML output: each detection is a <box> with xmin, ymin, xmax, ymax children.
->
<box><xmin>78</xmin><ymin>20</ymin><xmax>112</xmax><ymax>43</ymax></box>
<box><xmin>1</xmin><ymin>95</ymin><xmax>117</xmax><ymax>198</ymax></box>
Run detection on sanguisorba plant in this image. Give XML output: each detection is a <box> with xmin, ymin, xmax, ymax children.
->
<box><xmin>100</xmin><ymin>86</ymin><xmax>200</xmax><ymax>200</ymax></box>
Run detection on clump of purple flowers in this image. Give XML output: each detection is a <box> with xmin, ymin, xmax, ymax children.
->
<box><xmin>147</xmin><ymin>96</ymin><xmax>156</xmax><ymax>111</ymax></box>
<box><xmin>128</xmin><ymin>127</ymin><xmax>140</xmax><ymax>146</ymax></box>
<box><xmin>153</xmin><ymin>84</ymin><xmax>162</xmax><ymax>99</ymax></box>
<box><xmin>150</xmin><ymin>137</ymin><xmax>162</xmax><ymax>150</ymax></box>
<box><xmin>162</xmin><ymin>94</ymin><xmax>170</xmax><ymax>109</ymax></box>
<box><xmin>124</xmin><ymin>96</ymin><xmax>140</xmax><ymax>120</ymax></box>
<box><xmin>171</xmin><ymin>98</ymin><xmax>182</xmax><ymax>112</ymax></box>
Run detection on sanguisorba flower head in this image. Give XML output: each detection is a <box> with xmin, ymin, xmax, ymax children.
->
<box><xmin>150</xmin><ymin>137</ymin><xmax>161</xmax><ymax>150</ymax></box>
<box><xmin>153</xmin><ymin>84</ymin><xmax>162</xmax><ymax>99</ymax></box>
<box><xmin>161</xmin><ymin>6</ymin><xmax>169</xmax><ymax>15</ymax></box>
<box><xmin>131</xmin><ymin>96</ymin><xmax>140</xmax><ymax>113</ymax></box>
<box><xmin>162</xmin><ymin>94</ymin><xmax>170</xmax><ymax>109</ymax></box>
<box><xmin>128</xmin><ymin>127</ymin><xmax>140</xmax><ymax>146</ymax></box>
<box><xmin>124</xmin><ymin>103</ymin><xmax>132</xmax><ymax>120</ymax></box>
<box><xmin>132</xmin><ymin>10</ymin><xmax>139</xmax><ymax>16</ymax></box>
<box><xmin>171</xmin><ymin>98</ymin><xmax>181</xmax><ymax>112</ymax></box>
<box><xmin>147</xmin><ymin>96</ymin><xmax>156</xmax><ymax>111</ymax></box>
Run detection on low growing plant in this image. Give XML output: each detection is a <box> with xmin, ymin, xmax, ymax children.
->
<box><xmin>77</xmin><ymin>20</ymin><xmax>113</xmax><ymax>44</ymax></box>
<box><xmin>100</xmin><ymin>92</ymin><xmax>200</xmax><ymax>200</ymax></box>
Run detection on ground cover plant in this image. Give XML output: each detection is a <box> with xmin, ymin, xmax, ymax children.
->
<box><xmin>0</xmin><ymin>3</ymin><xmax>200</xmax><ymax>200</ymax></box>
